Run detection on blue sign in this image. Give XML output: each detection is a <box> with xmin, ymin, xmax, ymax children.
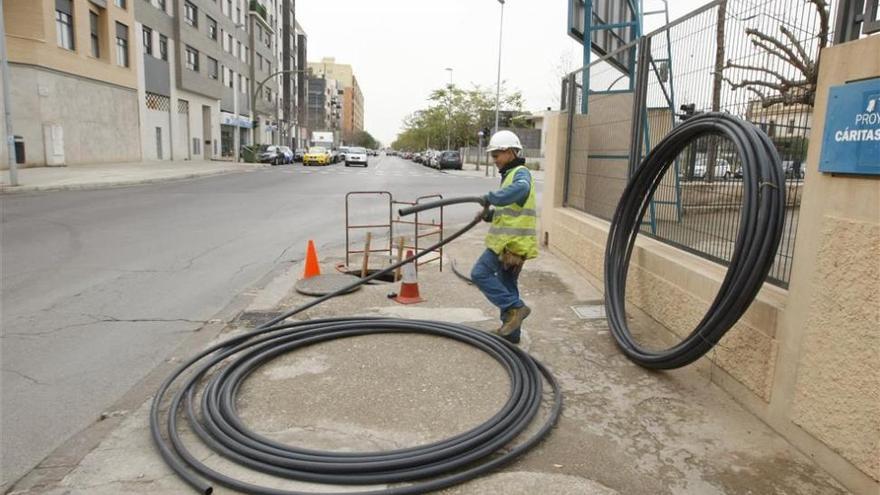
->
<box><xmin>819</xmin><ymin>77</ymin><xmax>880</xmax><ymax>176</ymax></box>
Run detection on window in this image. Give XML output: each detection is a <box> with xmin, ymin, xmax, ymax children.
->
<box><xmin>242</xmin><ymin>76</ymin><xmax>248</xmax><ymax>95</ymax></box>
<box><xmin>267</xmin><ymin>60</ymin><xmax>271</xmax><ymax>75</ymax></box>
<box><xmin>142</xmin><ymin>26</ymin><xmax>152</xmax><ymax>56</ymax></box>
<box><xmin>257</xmin><ymin>54</ymin><xmax>263</xmax><ymax>71</ymax></box>
<box><xmin>236</xmin><ymin>7</ymin><xmax>242</xmax><ymax>24</ymax></box>
<box><xmin>159</xmin><ymin>34</ymin><xmax>168</xmax><ymax>60</ymax></box>
<box><xmin>207</xmin><ymin>16</ymin><xmax>217</xmax><ymax>40</ymax></box>
<box><xmin>225</xmin><ymin>0</ymin><xmax>232</xmax><ymax>18</ymax></box>
<box><xmin>157</xmin><ymin>0</ymin><xmax>166</xmax><ymax>12</ymax></box>
<box><xmin>236</xmin><ymin>41</ymin><xmax>241</xmax><ymax>58</ymax></box>
<box><xmin>238</xmin><ymin>74</ymin><xmax>243</xmax><ymax>92</ymax></box>
<box><xmin>184</xmin><ymin>1</ymin><xmax>198</xmax><ymax>28</ymax></box>
<box><xmin>114</xmin><ymin>0</ymin><xmax>126</xmax><ymax>8</ymax></box>
<box><xmin>185</xmin><ymin>45</ymin><xmax>199</xmax><ymax>71</ymax></box>
<box><xmin>257</xmin><ymin>25</ymin><xmax>262</xmax><ymax>42</ymax></box>
<box><xmin>115</xmin><ymin>22</ymin><xmax>129</xmax><ymax>67</ymax></box>
<box><xmin>226</xmin><ymin>33</ymin><xmax>233</xmax><ymax>53</ymax></box>
<box><xmin>208</xmin><ymin>56</ymin><xmax>219</xmax><ymax>79</ymax></box>
<box><xmin>226</xmin><ymin>68</ymin><xmax>233</xmax><ymax>88</ymax></box>
<box><xmin>89</xmin><ymin>11</ymin><xmax>100</xmax><ymax>57</ymax></box>
<box><xmin>221</xmin><ymin>65</ymin><xmax>228</xmax><ymax>86</ymax></box>
<box><xmin>55</xmin><ymin>0</ymin><xmax>74</xmax><ymax>50</ymax></box>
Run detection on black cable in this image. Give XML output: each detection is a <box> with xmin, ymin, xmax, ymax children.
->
<box><xmin>605</xmin><ymin>112</ymin><xmax>785</xmax><ymax>370</ymax></box>
<box><xmin>151</xmin><ymin>196</ymin><xmax>563</xmax><ymax>495</ymax></box>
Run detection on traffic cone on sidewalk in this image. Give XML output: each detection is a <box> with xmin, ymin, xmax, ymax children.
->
<box><xmin>302</xmin><ymin>240</ymin><xmax>321</xmax><ymax>279</ymax></box>
<box><xmin>393</xmin><ymin>250</ymin><xmax>424</xmax><ymax>305</ymax></box>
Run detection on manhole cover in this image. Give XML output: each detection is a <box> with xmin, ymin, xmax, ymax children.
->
<box><xmin>571</xmin><ymin>301</ymin><xmax>606</xmax><ymax>320</ymax></box>
<box><xmin>295</xmin><ymin>273</ymin><xmax>362</xmax><ymax>296</ymax></box>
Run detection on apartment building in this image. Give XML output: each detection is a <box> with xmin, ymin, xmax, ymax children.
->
<box><xmin>2</xmin><ymin>0</ymin><xmax>141</xmax><ymax>166</ymax></box>
<box><xmin>308</xmin><ymin>57</ymin><xmax>363</xmax><ymax>144</ymax></box>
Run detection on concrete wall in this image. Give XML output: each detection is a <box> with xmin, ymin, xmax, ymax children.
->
<box><xmin>5</xmin><ymin>65</ymin><xmax>140</xmax><ymax>166</ymax></box>
<box><xmin>566</xmin><ymin>93</ymin><xmax>633</xmax><ymax>219</ymax></box>
<box><xmin>539</xmin><ymin>35</ymin><xmax>879</xmax><ymax>495</ymax></box>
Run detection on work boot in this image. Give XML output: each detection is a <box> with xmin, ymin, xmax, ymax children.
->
<box><xmin>497</xmin><ymin>305</ymin><xmax>531</xmax><ymax>337</ymax></box>
<box><xmin>503</xmin><ymin>327</ymin><xmax>521</xmax><ymax>344</ymax></box>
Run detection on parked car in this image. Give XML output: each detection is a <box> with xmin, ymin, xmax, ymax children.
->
<box><xmin>278</xmin><ymin>146</ymin><xmax>294</xmax><ymax>164</ymax></box>
<box><xmin>257</xmin><ymin>145</ymin><xmax>284</xmax><ymax>165</ymax></box>
<box><xmin>303</xmin><ymin>146</ymin><xmax>331</xmax><ymax>166</ymax></box>
<box><xmin>692</xmin><ymin>158</ymin><xmax>733</xmax><ymax>179</ymax></box>
<box><xmin>345</xmin><ymin>146</ymin><xmax>369</xmax><ymax>167</ymax></box>
<box><xmin>438</xmin><ymin>150</ymin><xmax>463</xmax><ymax>170</ymax></box>
<box><xmin>293</xmin><ymin>148</ymin><xmax>306</xmax><ymax>162</ymax></box>
<box><xmin>338</xmin><ymin>146</ymin><xmax>351</xmax><ymax>162</ymax></box>
<box><xmin>782</xmin><ymin>160</ymin><xmax>805</xmax><ymax>179</ymax></box>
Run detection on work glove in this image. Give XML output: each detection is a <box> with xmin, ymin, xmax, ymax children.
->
<box><xmin>500</xmin><ymin>249</ymin><xmax>525</xmax><ymax>274</ymax></box>
<box><xmin>481</xmin><ymin>207</ymin><xmax>495</xmax><ymax>222</ymax></box>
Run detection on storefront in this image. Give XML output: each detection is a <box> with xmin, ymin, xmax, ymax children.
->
<box><xmin>220</xmin><ymin>112</ymin><xmax>253</xmax><ymax>159</ymax></box>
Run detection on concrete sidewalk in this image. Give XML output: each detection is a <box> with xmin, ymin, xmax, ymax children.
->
<box><xmin>446</xmin><ymin>164</ymin><xmax>545</xmax><ymax>182</ymax></box>
<box><xmin>8</xmin><ymin>229</ymin><xmax>849</xmax><ymax>495</ymax></box>
<box><xmin>0</xmin><ymin>160</ymin><xmax>269</xmax><ymax>194</ymax></box>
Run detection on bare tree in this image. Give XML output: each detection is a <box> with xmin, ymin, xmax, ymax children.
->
<box><xmin>706</xmin><ymin>0</ymin><xmax>728</xmax><ymax>182</ymax></box>
<box><xmin>722</xmin><ymin>0</ymin><xmax>829</xmax><ymax>108</ymax></box>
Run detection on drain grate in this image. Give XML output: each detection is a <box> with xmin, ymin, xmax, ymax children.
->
<box><xmin>235</xmin><ymin>311</ymin><xmax>285</xmax><ymax>328</ymax></box>
<box><xmin>571</xmin><ymin>301</ymin><xmax>606</xmax><ymax>320</ymax></box>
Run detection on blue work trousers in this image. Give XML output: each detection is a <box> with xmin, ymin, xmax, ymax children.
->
<box><xmin>471</xmin><ymin>249</ymin><xmax>525</xmax><ymax>332</ymax></box>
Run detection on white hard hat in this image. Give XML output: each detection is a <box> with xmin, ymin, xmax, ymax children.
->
<box><xmin>486</xmin><ymin>130</ymin><xmax>522</xmax><ymax>153</ymax></box>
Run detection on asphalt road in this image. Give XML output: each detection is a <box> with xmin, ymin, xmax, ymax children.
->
<box><xmin>0</xmin><ymin>156</ymin><xmax>532</xmax><ymax>489</ymax></box>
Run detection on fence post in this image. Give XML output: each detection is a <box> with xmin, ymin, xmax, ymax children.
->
<box><xmin>628</xmin><ymin>36</ymin><xmax>651</xmax><ymax>178</ymax></box>
<box><xmin>562</xmin><ymin>72</ymin><xmax>577</xmax><ymax>207</ymax></box>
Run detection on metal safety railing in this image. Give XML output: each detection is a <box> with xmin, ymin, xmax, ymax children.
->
<box><xmin>560</xmin><ymin>0</ymin><xmax>829</xmax><ymax>287</ymax></box>
<box><xmin>344</xmin><ymin>192</ymin><xmax>444</xmax><ymax>276</ymax></box>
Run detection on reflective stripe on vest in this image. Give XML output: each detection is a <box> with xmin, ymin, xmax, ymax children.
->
<box><xmin>485</xmin><ymin>165</ymin><xmax>538</xmax><ymax>259</ymax></box>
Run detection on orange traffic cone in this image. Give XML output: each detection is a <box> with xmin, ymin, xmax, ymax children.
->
<box><xmin>302</xmin><ymin>240</ymin><xmax>321</xmax><ymax>279</ymax></box>
<box><xmin>394</xmin><ymin>250</ymin><xmax>424</xmax><ymax>305</ymax></box>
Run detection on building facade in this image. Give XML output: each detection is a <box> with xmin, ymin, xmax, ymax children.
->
<box><xmin>294</xmin><ymin>23</ymin><xmax>308</xmax><ymax>148</ymax></box>
<box><xmin>307</xmin><ymin>57</ymin><xmax>363</xmax><ymax>144</ymax></box>
<box><xmin>2</xmin><ymin>0</ymin><xmax>305</xmax><ymax>167</ymax></box>
<box><xmin>2</xmin><ymin>0</ymin><xmax>141</xmax><ymax>167</ymax></box>
<box><xmin>306</xmin><ymin>72</ymin><xmax>341</xmax><ymax>143</ymax></box>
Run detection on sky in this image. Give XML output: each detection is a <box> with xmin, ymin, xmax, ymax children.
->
<box><xmin>297</xmin><ymin>0</ymin><xmax>713</xmax><ymax>146</ymax></box>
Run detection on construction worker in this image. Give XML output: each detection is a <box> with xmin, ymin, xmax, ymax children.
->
<box><xmin>471</xmin><ymin>130</ymin><xmax>538</xmax><ymax>344</ymax></box>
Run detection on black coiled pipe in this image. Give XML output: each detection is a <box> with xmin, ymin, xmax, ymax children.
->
<box><xmin>605</xmin><ymin>112</ymin><xmax>785</xmax><ymax>369</ymax></box>
<box><xmin>151</xmin><ymin>197</ymin><xmax>563</xmax><ymax>495</ymax></box>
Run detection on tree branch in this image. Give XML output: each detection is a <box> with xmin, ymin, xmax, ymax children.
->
<box><xmin>779</xmin><ymin>25</ymin><xmax>813</xmax><ymax>75</ymax></box>
<box><xmin>725</xmin><ymin>60</ymin><xmax>790</xmax><ymax>83</ymax></box>
<box><xmin>746</xmin><ymin>28</ymin><xmax>810</xmax><ymax>75</ymax></box>
<box><xmin>810</xmin><ymin>0</ymin><xmax>830</xmax><ymax>49</ymax></box>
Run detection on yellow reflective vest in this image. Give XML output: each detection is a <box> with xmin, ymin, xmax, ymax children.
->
<box><xmin>486</xmin><ymin>165</ymin><xmax>538</xmax><ymax>259</ymax></box>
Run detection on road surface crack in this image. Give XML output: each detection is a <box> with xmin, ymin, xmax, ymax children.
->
<box><xmin>2</xmin><ymin>368</ymin><xmax>49</xmax><ymax>386</ymax></box>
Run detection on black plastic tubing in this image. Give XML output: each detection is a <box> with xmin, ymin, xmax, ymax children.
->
<box><xmin>151</xmin><ymin>196</ymin><xmax>563</xmax><ymax>495</ymax></box>
<box><xmin>605</xmin><ymin>112</ymin><xmax>785</xmax><ymax>370</ymax></box>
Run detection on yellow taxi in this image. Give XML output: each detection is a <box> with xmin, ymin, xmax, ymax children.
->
<box><xmin>303</xmin><ymin>146</ymin><xmax>331</xmax><ymax>166</ymax></box>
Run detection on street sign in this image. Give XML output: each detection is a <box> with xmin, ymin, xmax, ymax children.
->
<box><xmin>568</xmin><ymin>0</ymin><xmax>636</xmax><ymax>74</ymax></box>
<box><xmin>819</xmin><ymin>77</ymin><xmax>880</xmax><ymax>176</ymax></box>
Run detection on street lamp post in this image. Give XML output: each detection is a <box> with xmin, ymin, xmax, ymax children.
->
<box><xmin>493</xmin><ymin>0</ymin><xmax>505</xmax><ymax>135</ymax></box>
<box><xmin>251</xmin><ymin>69</ymin><xmax>300</xmax><ymax>149</ymax></box>
<box><xmin>0</xmin><ymin>5</ymin><xmax>19</xmax><ymax>186</ymax></box>
<box><xmin>445</xmin><ymin>67</ymin><xmax>453</xmax><ymax>150</ymax></box>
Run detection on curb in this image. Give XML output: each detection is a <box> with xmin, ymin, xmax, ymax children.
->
<box><xmin>0</xmin><ymin>165</ymin><xmax>270</xmax><ymax>195</ymax></box>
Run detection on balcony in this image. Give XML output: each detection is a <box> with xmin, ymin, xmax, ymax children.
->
<box><xmin>249</xmin><ymin>0</ymin><xmax>268</xmax><ymax>26</ymax></box>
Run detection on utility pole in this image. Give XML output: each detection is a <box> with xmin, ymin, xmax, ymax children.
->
<box><xmin>1</xmin><ymin>2</ymin><xmax>19</xmax><ymax>186</ymax></box>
